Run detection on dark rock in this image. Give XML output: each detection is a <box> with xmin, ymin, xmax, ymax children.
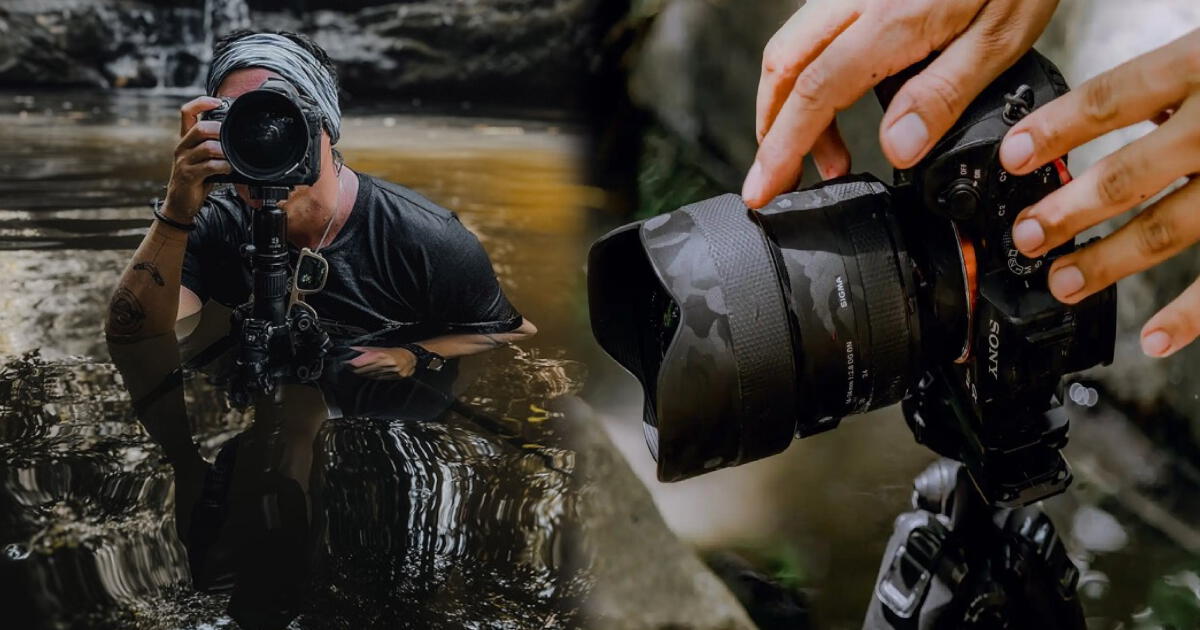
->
<box><xmin>0</xmin><ymin>0</ymin><xmax>614</xmax><ymax>110</ymax></box>
<box><xmin>557</xmin><ymin>396</ymin><xmax>757</xmax><ymax>630</ymax></box>
<box><xmin>0</xmin><ymin>8</ymin><xmax>109</xmax><ymax>87</ymax></box>
<box><xmin>707</xmin><ymin>551</ymin><xmax>812</xmax><ymax>630</ymax></box>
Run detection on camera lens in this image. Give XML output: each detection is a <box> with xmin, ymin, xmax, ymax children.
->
<box><xmin>589</xmin><ymin>176</ymin><xmax>951</xmax><ymax>481</ymax></box>
<box><xmin>221</xmin><ymin>89</ymin><xmax>310</xmax><ymax>181</ymax></box>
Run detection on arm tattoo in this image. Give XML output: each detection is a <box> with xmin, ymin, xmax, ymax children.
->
<box><xmin>132</xmin><ymin>262</ymin><xmax>165</xmax><ymax>287</ymax></box>
<box><xmin>108</xmin><ymin>287</ymin><xmax>147</xmax><ymax>337</ymax></box>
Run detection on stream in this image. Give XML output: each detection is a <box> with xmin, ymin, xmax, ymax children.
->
<box><xmin>0</xmin><ymin>89</ymin><xmax>594</xmax><ymax>629</ymax></box>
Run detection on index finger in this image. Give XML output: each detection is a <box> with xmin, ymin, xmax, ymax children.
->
<box><xmin>745</xmin><ymin>18</ymin><xmax>921</xmax><ymax>208</ymax></box>
<box><xmin>179</xmin><ymin>120</ymin><xmax>222</xmax><ymax>150</ymax></box>
<box><xmin>756</xmin><ymin>0</ymin><xmax>862</xmax><ymax>142</ymax></box>
<box><xmin>1000</xmin><ymin>30</ymin><xmax>1200</xmax><ymax>175</ymax></box>
<box><xmin>179</xmin><ymin>96</ymin><xmax>223</xmax><ymax>137</ymax></box>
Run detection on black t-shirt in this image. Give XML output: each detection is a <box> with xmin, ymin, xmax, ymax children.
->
<box><xmin>183</xmin><ymin>170</ymin><xmax>523</xmax><ymax>339</ymax></box>
<box><xmin>182</xmin><ymin>171</ymin><xmax>523</xmax><ymax>417</ymax></box>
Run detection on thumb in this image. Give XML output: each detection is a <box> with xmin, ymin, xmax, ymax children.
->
<box><xmin>880</xmin><ymin>19</ymin><xmax>1033</xmax><ymax>168</ymax></box>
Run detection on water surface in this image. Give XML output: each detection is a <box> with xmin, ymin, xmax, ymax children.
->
<box><xmin>0</xmin><ymin>89</ymin><xmax>594</xmax><ymax>629</ymax></box>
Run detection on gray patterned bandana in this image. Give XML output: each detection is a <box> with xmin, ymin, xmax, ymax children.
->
<box><xmin>206</xmin><ymin>33</ymin><xmax>341</xmax><ymax>144</ymax></box>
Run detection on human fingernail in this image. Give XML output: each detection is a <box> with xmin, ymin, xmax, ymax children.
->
<box><xmin>1001</xmin><ymin>132</ymin><xmax>1034</xmax><ymax>170</ymax></box>
<box><xmin>884</xmin><ymin>113</ymin><xmax>929</xmax><ymax>164</ymax></box>
<box><xmin>1049</xmin><ymin>265</ymin><xmax>1085</xmax><ymax>298</ymax></box>
<box><xmin>1012</xmin><ymin>219</ymin><xmax>1045</xmax><ymax>252</ymax></box>
<box><xmin>742</xmin><ymin>161</ymin><xmax>765</xmax><ymax>205</ymax></box>
<box><xmin>1141</xmin><ymin>330</ymin><xmax>1172</xmax><ymax>357</ymax></box>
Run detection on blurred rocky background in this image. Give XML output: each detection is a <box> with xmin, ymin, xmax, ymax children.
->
<box><xmin>583</xmin><ymin>0</ymin><xmax>1200</xmax><ymax>628</ymax></box>
<box><xmin>0</xmin><ymin>0</ymin><xmax>622</xmax><ymax>111</ymax></box>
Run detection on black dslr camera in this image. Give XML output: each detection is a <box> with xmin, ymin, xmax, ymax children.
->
<box><xmin>588</xmin><ymin>50</ymin><xmax>1116</xmax><ymax>507</ymax></box>
<box><xmin>201</xmin><ymin>77</ymin><xmax>322</xmax><ymax>186</ymax></box>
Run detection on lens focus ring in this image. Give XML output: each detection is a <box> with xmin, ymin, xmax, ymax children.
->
<box><xmin>844</xmin><ymin>207</ymin><xmax>914</xmax><ymax>410</ymax></box>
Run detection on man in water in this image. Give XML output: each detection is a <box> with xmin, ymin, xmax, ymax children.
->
<box><xmin>104</xmin><ymin>30</ymin><xmax>535</xmax><ymax>544</ymax></box>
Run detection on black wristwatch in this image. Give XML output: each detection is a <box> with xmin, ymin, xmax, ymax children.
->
<box><xmin>399</xmin><ymin>343</ymin><xmax>446</xmax><ymax>373</ymax></box>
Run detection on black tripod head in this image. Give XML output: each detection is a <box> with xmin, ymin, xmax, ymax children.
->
<box><xmin>229</xmin><ymin>186</ymin><xmax>331</xmax><ymax>408</ymax></box>
<box><xmin>865</xmin><ymin>459</ymin><xmax>1085</xmax><ymax>630</ymax></box>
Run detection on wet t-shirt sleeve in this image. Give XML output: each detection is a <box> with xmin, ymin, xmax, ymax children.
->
<box><xmin>422</xmin><ymin>216</ymin><xmax>523</xmax><ymax>335</ymax></box>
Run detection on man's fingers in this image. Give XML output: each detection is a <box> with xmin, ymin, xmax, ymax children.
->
<box><xmin>194</xmin><ymin>159</ymin><xmax>232</xmax><ymax>177</ymax></box>
<box><xmin>1001</xmin><ymin>29</ymin><xmax>1200</xmax><ymax>175</ymax></box>
<box><xmin>179</xmin><ymin>96</ymin><xmax>223</xmax><ymax>137</ymax></box>
<box><xmin>347</xmin><ymin>351</ymin><xmax>382</xmax><ymax>368</ymax></box>
<box><xmin>1142</xmin><ymin>273</ymin><xmax>1200</xmax><ymax>358</ymax></box>
<box><xmin>178</xmin><ymin>120</ymin><xmax>222</xmax><ymax>152</ymax></box>
<box><xmin>880</xmin><ymin>0</ymin><xmax>1048</xmax><ymax>168</ymax></box>
<box><xmin>1152</xmin><ymin>106</ymin><xmax>1180</xmax><ymax>127</ymax></box>
<box><xmin>812</xmin><ymin>120</ymin><xmax>851</xmax><ymax>180</ymax></box>
<box><xmin>746</xmin><ymin>18</ymin><xmax>902</xmax><ymax>208</ymax></box>
<box><xmin>1012</xmin><ymin>106</ymin><xmax>1200</xmax><ymax>257</ymax></box>
<box><xmin>756</xmin><ymin>0</ymin><xmax>862</xmax><ymax>142</ymax></box>
<box><xmin>1044</xmin><ymin>177</ymin><xmax>1200</xmax><ymax>304</ymax></box>
<box><xmin>352</xmin><ymin>363</ymin><xmax>392</xmax><ymax>377</ymax></box>
<box><xmin>185</xmin><ymin>140</ymin><xmax>226</xmax><ymax>164</ymax></box>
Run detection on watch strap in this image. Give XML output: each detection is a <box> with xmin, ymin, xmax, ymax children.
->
<box><xmin>399</xmin><ymin>343</ymin><xmax>445</xmax><ymax>372</ymax></box>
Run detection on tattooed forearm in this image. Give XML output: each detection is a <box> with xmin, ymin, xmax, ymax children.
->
<box><xmin>132</xmin><ymin>262</ymin><xmax>165</xmax><ymax>287</ymax></box>
<box><xmin>108</xmin><ymin>287</ymin><xmax>147</xmax><ymax>337</ymax></box>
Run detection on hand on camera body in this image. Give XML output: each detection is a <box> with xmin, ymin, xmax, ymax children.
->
<box><xmin>163</xmin><ymin>96</ymin><xmax>233</xmax><ymax>223</ymax></box>
<box><xmin>1001</xmin><ymin>29</ymin><xmax>1200</xmax><ymax>358</ymax></box>
<box><xmin>745</xmin><ymin>0</ymin><xmax>1059</xmax><ymax>208</ymax></box>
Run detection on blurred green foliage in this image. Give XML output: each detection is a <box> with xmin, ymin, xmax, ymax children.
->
<box><xmin>636</xmin><ymin>124</ymin><xmax>724</xmax><ymax>219</ymax></box>
<box><xmin>1142</xmin><ymin>563</ymin><xmax>1200</xmax><ymax>629</ymax></box>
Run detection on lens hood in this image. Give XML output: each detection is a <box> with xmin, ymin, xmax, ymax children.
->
<box><xmin>589</xmin><ymin>194</ymin><xmax>798</xmax><ymax>481</ymax></box>
<box><xmin>208</xmin><ymin>77</ymin><xmax>322</xmax><ymax>187</ymax></box>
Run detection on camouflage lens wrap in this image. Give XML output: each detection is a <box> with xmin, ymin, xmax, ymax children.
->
<box><xmin>641</xmin><ymin>194</ymin><xmax>799</xmax><ymax>477</ymax></box>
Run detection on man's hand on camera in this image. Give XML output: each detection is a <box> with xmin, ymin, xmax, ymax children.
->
<box><xmin>346</xmin><ymin>346</ymin><xmax>418</xmax><ymax>380</ymax></box>
<box><xmin>162</xmin><ymin>96</ymin><xmax>232</xmax><ymax>223</ymax></box>
<box><xmin>1001</xmin><ymin>29</ymin><xmax>1200</xmax><ymax>359</ymax></box>
<box><xmin>744</xmin><ymin>0</ymin><xmax>1059</xmax><ymax>209</ymax></box>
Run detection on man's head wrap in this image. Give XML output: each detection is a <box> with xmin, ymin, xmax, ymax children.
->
<box><xmin>206</xmin><ymin>33</ymin><xmax>342</xmax><ymax>144</ymax></box>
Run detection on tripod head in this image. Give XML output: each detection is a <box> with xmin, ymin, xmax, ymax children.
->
<box><xmin>865</xmin><ymin>459</ymin><xmax>1084</xmax><ymax>630</ymax></box>
<box><xmin>229</xmin><ymin>186</ymin><xmax>332</xmax><ymax>408</ymax></box>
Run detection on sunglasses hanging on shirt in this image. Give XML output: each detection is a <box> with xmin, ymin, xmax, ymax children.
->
<box><xmin>289</xmin><ymin>247</ymin><xmax>329</xmax><ymax>306</ymax></box>
<box><xmin>288</xmin><ymin>208</ymin><xmax>336</xmax><ymax>308</ymax></box>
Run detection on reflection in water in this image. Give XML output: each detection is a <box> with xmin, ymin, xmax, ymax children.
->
<box><xmin>0</xmin><ymin>355</ymin><xmax>585</xmax><ymax>628</ymax></box>
<box><xmin>0</xmin><ymin>90</ymin><xmax>594</xmax><ymax>628</ymax></box>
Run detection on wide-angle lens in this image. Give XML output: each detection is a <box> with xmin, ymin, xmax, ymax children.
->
<box><xmin>588</xmin><ymin>175</ymin><xmax>951</xmax><ymax>481</ymax></box>
<box><xmin>223</xmin><ymin>90</ymin><xmax>309</xmax><ymax>180</ymax></box>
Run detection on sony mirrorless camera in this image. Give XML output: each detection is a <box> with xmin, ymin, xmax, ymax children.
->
<box><xmin>588</xmin><ymin>50</ymin><xmax>1116</xmax><ymax>507</ymax></box>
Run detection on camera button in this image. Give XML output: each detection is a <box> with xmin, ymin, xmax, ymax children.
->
<box><xmin>939</xmin><ymin>179</ymin><xmax>981</xmax><ymax>220</ymax></box>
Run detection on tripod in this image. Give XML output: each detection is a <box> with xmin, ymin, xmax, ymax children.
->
<box><xmin>865</xmin><ymin>458</ymin><xmax>1086</xmax><ymax>630</ymax></box>
<box><xmin>212</xmin><ymin>186</ymin><xmax>333</xmax><ymax>630</ymax></box>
